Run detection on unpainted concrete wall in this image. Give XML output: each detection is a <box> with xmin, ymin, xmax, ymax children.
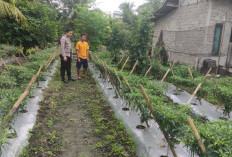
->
<box><xmin>152</xmin><ymin>0</ymin><xmax>232</xmax><ymax>69</ymax></box>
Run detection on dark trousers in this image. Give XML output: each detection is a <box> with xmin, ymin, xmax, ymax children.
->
<box><xmin>60</xmin><ymin>55</ymin><xmax>71</xmax><ymax>79</ymax></box>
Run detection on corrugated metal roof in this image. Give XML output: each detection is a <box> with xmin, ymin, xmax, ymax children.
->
<box><xmin>152</xmin><ymin>0</ymin><xmax>179</xmax><ymax>21</ymax></box>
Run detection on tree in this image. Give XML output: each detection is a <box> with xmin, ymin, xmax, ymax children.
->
<box><xmin>73</xmin><ymin>4</ymin><xmax>110</xmax><ymax>50</ymax></box>
<box><xmin>119</xmin><ymin>2</ymin><xmax>136</xmax><ymax>25</ymax></box>
<box><xmin>0</xmin><ymin>0</ymin><xmax>27</xmax><ymax>25</ymax></box>
<box><xmin>0</xmin><ymin>0</ymin><xmax>58</xmax><ymax>49</ymax></box>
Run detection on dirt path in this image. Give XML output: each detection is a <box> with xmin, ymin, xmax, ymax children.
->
<box><xmin>21</xmin><ymin>63</ymin><xmax>136</xmax><ymax>157</ymax></box>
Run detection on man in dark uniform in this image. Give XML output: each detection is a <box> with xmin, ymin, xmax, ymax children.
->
<box><xmin>60</xmin><ymin>28</ymin><xmax>76</xmax><ymax>83</ymax></box>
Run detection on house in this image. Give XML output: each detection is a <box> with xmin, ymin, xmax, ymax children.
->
<box><xmin>152</xmin><ymin>0</ymin><xmax>232</xmax><ymax>71</ymax></box>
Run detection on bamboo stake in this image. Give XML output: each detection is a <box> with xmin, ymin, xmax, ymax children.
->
<box><xmin>104</xmin><ymin>62</ymin><xmax>116</xmax><ymax>89</ymax></box>
<box><xmin>0</xmin><ymin>58</ymin><xmax>8</xmax><ymax>69</ymax></box>
<box><xmin>161</xmin><ymin>69</ymin><xmax>171</xmax><ymax>82</ymax></box>
<box><xmin>117</xmin><ymin>58</ymin><xmax>123</xmax><ymax>66</ymax></box>
<box><xmin>139</xmin><ymin>85</ymin><xmax>178</xmax><ymax>157</ymax></box>
<box><xmin>130</xmin><ymin>60</ymin><xmax>138</xmax><ymax>74</ymax></box>
<box><xmin>122</xmin><ymin>76</ymin><xmax>133</xmax><ymax>93</ymax></box>
<box><xmin>46</xmin><ymin>47</ymin><xmax>60</xmax><ymax>70</ymax></box>
<box><xmin>144</xmin><ymin>66</ymin><xmax>152</xmax><ymax>77</ymax></box>
<box><xmin>47</xmin><ymin>52</ymin><xmax>55</xmax><ymax>64</ymax></box>
<box><xmin>161</xmin><ymin>61</ymin><xmax>176</xmax><ymax>82</ymax></box>
<box><xmin>20</xmin><ymin>51</ymin><xmax>27</xmax><ymax>61</ymax></box>
<box><xmin>9</xmin><ymin>90</ymin><xmax>30</xmax><ymax>116</ymax></box>
<box><xmin>95</xmin><ymin>54</ymin><xmax>101</xmax><ymax>63</ymax></box>
<box><xmin>170</xmin><ymin>60</ymin><xmax>176</xmax><ymax>69</ymax></box>
<box><xmin>187</xmin><ymin>68</ymin><xmax>212</xmax><ymax>104</ymax></box>
<box><xmin>188</xmin><ymin>66</ymin><xmax>194</xmax><ymax>82</ymax></box>
<box><xmin>13</xmin><ymin>55</ymin><xmax>22</xmax><ymax>66</ymax></box>
<box><xmin>121</xmin><ymin>56</ymin><xmax>129</xmax><ymax>71</ymax></box>
<box><xmin>37</xmin><ymin>60</ymin><xmax>46</xmax><ymax>77</ymax></box>
<box><xmin>102</xmin><ymin>62</ymin><xmax>110</xmax><ymax>81</ymax></box>
<box><xmin>114</xmin><ymin>68</ymin><xmax>123</xmax><ymax>88</ymax></box>
<box><xmin>110</xmin><ymin>55</ymin><xmax>115</xmax><ymax>62</ymax></box>
<box><xmin>25</xmin><ymin>75</ymin><xmax>37</xmax><ymax>91</ymax></box>
<box><xmin>89</xmin><ymin>51</ymin><xmax>95</xmax><ymax>60</ymax></box>
<box><xmin>188</xmin><ymin>118</ymin><xmax>206</xmax><ymax>153</ymax></box>
<box><xmin>0</xmin><ymin>90</ymin><xmax>30</xmax><ymax>130</ymax></box>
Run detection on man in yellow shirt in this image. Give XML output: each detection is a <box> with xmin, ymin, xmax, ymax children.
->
<box><xmin>76</xmin><ymin>33</ymin><xmax>89</xmax><ymax>79</ymax></box>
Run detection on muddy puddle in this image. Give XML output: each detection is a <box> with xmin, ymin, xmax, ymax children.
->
<box><xmin>0</xmin><ymin>60</ymin><xmax>58</xmax><ymax>157</ymax></box>
<box><xmin>89</xmin><ymin>63</ymin><xmax>197</xmax><ymax>157</ymax></box>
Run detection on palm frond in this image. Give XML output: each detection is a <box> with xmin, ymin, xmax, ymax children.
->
<box><xmin>0</xmin><ymin>0</ymin><xmax>28</xmax><ymax>25</ymax></box>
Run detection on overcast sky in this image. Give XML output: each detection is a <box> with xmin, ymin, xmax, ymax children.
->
<box><xmin>94</xmin><ymin>0</ymin><xmax>147</xmax><ymax>14</ymax></box>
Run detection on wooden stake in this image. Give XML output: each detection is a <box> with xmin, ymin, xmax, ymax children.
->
<box><xmin>170</xmin><ymin>60</ymin><xmax>176</xmax><ymax>69</ymax></box>
<box><xmin>102</xmin><ymin>62</ymin><xmax>110</xmax><ymax>81</ymax></box>
<box><xmin>0</xmin><ymin>58</ymin><xmax>8</xmax><ymax>69</ymax></box>
<box><xmin>187</xmin><ymin>68</ymin><xmax>212</xmax><ymax>104</ymax></box>
<box><xmin>89</xmin><ymin>51</ymin><xmax>95</xmax><ymax>60</ymax></box>
<box><xmin>20</xmin><ymin>51</ymin><xmax>27</xmax><ymax>61</ymax></box>
<box><xmin>130</xmin><ymin>60</ymin><xmax>138</xmax><ymax>74</ymax></box>
<box><xmin>13</xmin><ymin>55</ymin><xmax>22</xmax><ymax>66</ymax></box>
<box><xmin>9</xmin><ymin>90</ymin><xmax>29</xmax><ymax>116</ymax></box>
<box><xmin>46</xmin><ymin>47</ymin><xmax>60</xmax><ymax>70</ymax></box>
<box><xmin>121</xmin><ymin>57</ymin><xmax>129</xmax><ymax>71</ymax></box>
<box><xmin>188</xmin><ymin>66</ymin><xmax>194</xmax><ymax>82</ymax></box>
<box><xmin>114</xmin><ymin>68</ymin><xmax>123</xmax><ymax>88</ymax></box>
<box><xmin>37</xmin><ymin>60</ymin><xmax>46</xmax><ymax>76</ymax></box>
<box><xmin>110</xmin><ymin>55</ymin><xmax>115</xmax><ymax>62</ymax></box>
<box><xmin>139</xmin><ymin>85</ymin><xmax>178</xmax><ymax>157</ymax></box>
<box><xmin>161</xmin><ymin>69</ymin><xmax>171</xmax><ymax>82</ymax></box>
<box><xmin>25</xmin><ymin>75</ymin><xmax>37</xmax><ymax>91</ymax></box>
<box><xmin>117</xmin><ymin>58</ymin><xmax>123</xmax><ymax>66</ymax></box>
<box><xmin>188</xmin><ymin>118</ymin><xmax>206</xmax><ymax>153</ymax></box>
<box><xmin>122</xmin><ymin>76</ymin><xmax>133</xmax><ymax>93</ymax></box>
<box><xmin>144</xmin><ymin>66</ymin><xmax>152</xmax><ymax>77</ymax></box>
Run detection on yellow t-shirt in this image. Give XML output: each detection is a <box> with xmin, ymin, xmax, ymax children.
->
<box><xmin>76</xmin><ymin>41</ymin><xmax>89</xmax><ymax>59</ymax></box>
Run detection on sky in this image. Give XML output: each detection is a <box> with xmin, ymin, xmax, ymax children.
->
<box><xmin>94</xmin><ymin>0</ymin><xmax>147</xmax><ymax>14</ymax></box>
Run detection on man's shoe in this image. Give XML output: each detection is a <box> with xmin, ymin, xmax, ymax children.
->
<box><xmin>62</xmin><ymin>79</ymin><xmax>68</xmax><ymax>83</ymax></box>
<box><xmin>68</xmin><ymin>77</ymin><xmax>76</xmax><ymax>81</ymax></box>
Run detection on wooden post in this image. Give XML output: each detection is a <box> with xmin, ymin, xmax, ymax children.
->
<box><xmin>139</xmin><ymin>85</ymin><xmax>178</xmax><ymax>157</ymax></box>
<box><xmin>121</xmin><ymin>57</ymin><xmax>129</xmax><ymax>71</ymax></box>
<box><xmin>117</xmin><ymin>58</ymin><xmax>123</xmax><ymax>66</ymax></box>
<box><xmin>122</xmin><ymin>76</ymin><xmax>133</xmax><ymax>93</ymax></box>
<box><xmin>187</xmin><ymin>68</ymin><xmax>212</xmax><ymax>104</ymax></box>
<box><xmin>161</xmin><ymin>69</ymin><xmax>171</xmax><ymax>82</ymax></box>
<box><xmin>188</xmin><ymin>66</ymin><xmax>194</xmax><ymax>82</ymax></box>
<box><xmin>13</xmin><ymin>55</ymin><xmax>22</xmax><ymax>66</ymax></box>
<box><xmin>144</xmin><ymin>66</ymin><xmax>152</xmax><ymax>77</ymax></box>
<box><xmin>130</xmin><ymin>60</ymin><xmax>138</xmax><ymax>74</ymax></box>
<box><xmin>188</xmin><ymin>118</ymin><xmax>206</xmax><ymax>153</ymax></box>
<box><xmin>0</xmin><ymin>58</ymin><xmax>8</xmax><ymax>69</ymax></box>
<box><xmin>114</xmin><ymin>68</ymin><xmax>123</xmax><ymax>88</ymax></box>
